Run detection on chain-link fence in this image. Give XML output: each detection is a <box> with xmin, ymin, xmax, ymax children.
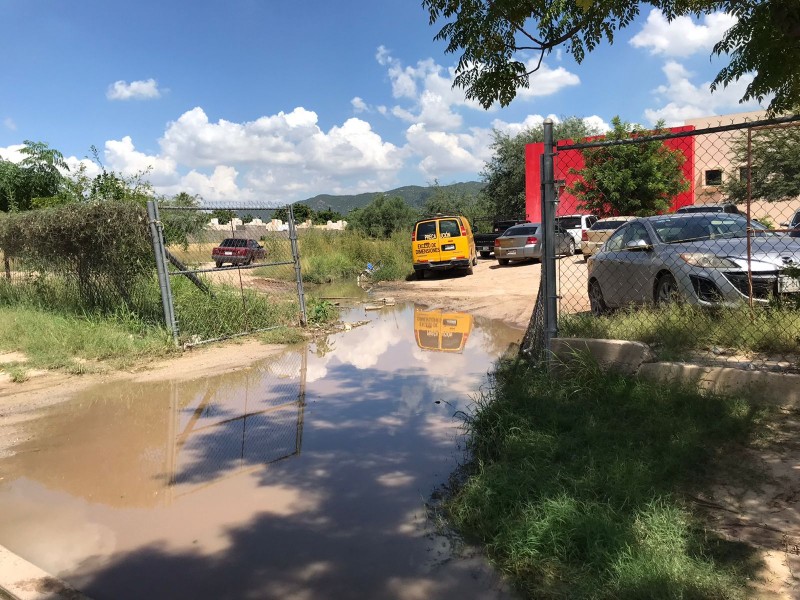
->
<box><xmin>150</xmin><ymin>202</ymin><xmax>308</xmax><ymax>347</ymax></box>
<box><xmin>531</xmin><ymin>115</ymin><xmax>800</xmax><ymax>372</ymax></box>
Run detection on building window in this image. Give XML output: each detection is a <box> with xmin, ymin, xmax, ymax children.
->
<box><xmin>705</xmin><ymin>169</ymin><xmax>723</xmax><ymax>186</ymax></box>
<box><xmin>739</xmin><ymin>166</ymin><xmax>750</xmax><ymax>182</ymax></box>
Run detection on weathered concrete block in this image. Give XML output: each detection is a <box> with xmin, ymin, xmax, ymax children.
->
<box><xmin>550</xmin><ymin>337</ymin><xmax>654</xmax><ymax>376</ymax></box>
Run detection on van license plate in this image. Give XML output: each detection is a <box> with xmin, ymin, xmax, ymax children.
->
<box><xmin>779</xmin><ymin>275</ymin><xmax>800</xmax><ymax>293</ymax></box>
<box><xmin>442</xmin><ymin>244</ymin><xmax>456</xmax><ymax>251</ymax></box>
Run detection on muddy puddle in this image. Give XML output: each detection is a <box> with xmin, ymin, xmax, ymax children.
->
<box><xmin>0</xmin><ymin>303</ymin><xmax>521</xmax><ymax>600</ymax></box>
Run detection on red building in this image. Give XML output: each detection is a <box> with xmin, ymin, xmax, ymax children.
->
<box><xmin>524</xmin><ymin>126</ymin><xmax>696</xmax><ymax>222</ymax></box>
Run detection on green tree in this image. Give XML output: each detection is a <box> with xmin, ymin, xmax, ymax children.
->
<box><xmin>347</xmin><ymin>195</ymin><xmax>420</xmax><ymax>238</ymax></box>
<box><xmin>0</xmin><ymin>141</ymin><xmax>68</xmax><ymax>211</ymax></box>
<box><xmin>569</xmin><ymin>117</ymin><xmax>689</xmax><ymax>218</ymax></box>
<box><xmin>723</xmin><ymin>124</ymin><xmax>800</xmax><ymax>203</ymax></box>
<box><xmin>312</xmin><ymin>207</ymin><xmax>344</xmax><ymax>224</ymax></box>
<box><xmin>481</xmin><ymin>117</ymin><xmax>603</xmax><ymax>219</ymax></box>
<box><xmin>423</xmin><ymin>180</ymin><xmax>488</xmax><ymax>229</ymax></box>
<box><xmin>211</xmin><ymin>209</ymin><xmax>235</xmax><ymax>225</ymax></box>
<box><xmin>274</xmin><ymin>203</ymin><xmax>313</xmax><ymax>223</ymax></box>
<box><xmin>423</xmin><ymin>0</ymin><xmax>800</xmax><ymax>114</ymax></box>
<box><xmin>160</xmin><ymin>192</ymin><xmax>210</xmax><ymax>246</ymax></box>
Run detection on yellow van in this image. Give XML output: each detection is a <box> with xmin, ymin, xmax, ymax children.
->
<box><xmin>412</xmin><ymin>215</ymin><xmax>477</xmax><ymax>278</ymax></box>
<box><xmin>414</xmin><ymin>307</ymin><xmax>474</xmax><ymax>353</ymax></box>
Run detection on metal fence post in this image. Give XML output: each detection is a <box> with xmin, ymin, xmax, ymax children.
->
<box><xmin>147</xmin><ymin>200</ymin><xmax>180</xmax><ymax>346</ymax></box>
<box><xmin>541</xmin><ymin>119</ymin><xmax>558</xmax><ymax>367</ymax></box>
<box><xmin>288</xmin><ymin>204</ymin><xmax>308</xmax><ymax>326</ymax></box>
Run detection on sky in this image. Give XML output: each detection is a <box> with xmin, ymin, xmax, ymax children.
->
<box><xmin>0</xmin><ymin>0</ymin><xmax>767</xmax><ymax>206</ymax></box>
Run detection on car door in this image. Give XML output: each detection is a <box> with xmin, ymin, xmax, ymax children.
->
<box><xmin>593</xmin><ymin>225</ymin><xmax>630</xmax><ymax>306</ymax></box>
<box><xmin>618</xmin><ymin>222</ymin><xmax>658</xmax><ymax>304</ymax></box>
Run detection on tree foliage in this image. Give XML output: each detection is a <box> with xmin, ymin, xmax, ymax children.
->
<box><xmin>722</xmin><ymin>123</ymin><xmax>800</xmax><ymax>203</ymax></box>
<box><xmin>423</xmin><ymin>180</ymin><xmax>488</xmax><ymax>228</ymax></box>
<box><xmin>0</xmin><ymin>141</ymin><xmax>68</xmax><ymax>212</ymax></box>
<box><xmin>346</xmin><ymin>195</ymin><xmax>420</xmax><ymax>238</ymax></box>
<box><xmin>423</xmin><ymin>0</ymin><xmax>800</xmax><ymax>114</ymax></box>
<box><xmin>481</xmin><ymin>117</ymin><xmax>603</xmax><ymax>219</ymax></box>
<box><xmin>312</xmin><ymin>207</ymin><xmax>345</xmax><ymax>224</ymax></box>
<box><xmin>569</xmin><ymin>117</ymin><xmax>689</xmax><ymax>218</ymax></box>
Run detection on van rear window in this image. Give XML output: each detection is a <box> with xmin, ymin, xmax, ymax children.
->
<box><xmin>438</xmin><ymin>219</ymin><xmax>462</xmax><ymax>238</ymax></box>
<box><xmin>416</xmin><ymin>221</ymin><xmax>437</xmax><ymax>240</ymax></box>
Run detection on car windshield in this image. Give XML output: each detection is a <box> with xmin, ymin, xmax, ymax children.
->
<box><xmin>504</xmin><ymin>225</ymin><xmax>539</xmax><ymax>236</ymax></box>
<box><xmin>651</xmin><ymin>215</ymin><xmax>770</xmax><ymax>243</ymax></box>
<box><xmin>220</xmin><ymin>238</ymin><xmax>247</xmax><ymax>248</ymax></box>
<box><xmin>591</xmin><ymin>220</ymin><xmax>629</xmax><ymax>230</ymax></box>
<box><xmin>555</xmin><ymin>216</ymin><xmax>582</xmax><ymax>229</ymax></box>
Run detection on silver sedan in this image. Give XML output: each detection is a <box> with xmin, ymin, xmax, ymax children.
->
<box><xmin>587</xmin><ymin>214</ymin><xmax>800</xmax><ymax>315</ymax></box>
<box><xmin>495</xmin><ymin>223</ymin><xmax>575</xmax><ymax>265</ymax></box>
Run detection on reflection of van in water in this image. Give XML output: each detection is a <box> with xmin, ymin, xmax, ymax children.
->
<box><xmin>414</xmin><ymin>307</ymin><xmax>474</xmax><ymax>353</ymax></box>
<box><xmin>412</xmin><ymin>215</ymin><xmax>477</xmax><ymax>278</ymax></box>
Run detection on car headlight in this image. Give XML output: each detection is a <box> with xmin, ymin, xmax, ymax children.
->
<box><xmin>679</xmin><ymin>253</ymin><xmax>739</xmax><ymax>269</ymax></box>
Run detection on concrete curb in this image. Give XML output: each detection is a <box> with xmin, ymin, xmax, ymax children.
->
<box><xmin>0</xmin><ymin>544</ymin><xmax>90</xmax><ymax>600</ymax></box>
<box><xmin>551</xmin><ymin>337</ymin><xmax>800</xmax><ymax>408</ymax></box>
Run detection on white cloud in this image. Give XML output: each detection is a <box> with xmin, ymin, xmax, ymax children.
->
<box><xmin>0</xmin><ymin>144</ymin><xmax>24</xmax><ymax>162</ymax></box>
<box><xmin>630</xmin><ymin>10</ymin><xmax>736</xmax><ymax>58</ymax></box>
<box><xmin>3</xmin><ymin>117</ymin><xmax>16</xmax><ymax>131</ymax></box>
<box><xmin>104</xmin><ymin>136</ymin><xmax>177</xmax><ymax>184</ymax></box>
<box><xmin>351</xmin><ymin>97</ymin><xmax>368</xmax><ymax>113</ymax></box>
<box><xmin>106</xmin><ymin>78</ymin><xmax>162</xmax><ymax>101</ymax></box>
<box><xmin>404</xmin><ymin>124</ymin><xmax>488</xmax><ymax>177</ymax></box>
<box><xmin>515</xmin><ymin>60</ymin><xmax>580</xmax><ymax>99</ymax></box>
<box><xmin>644</xmin><ymin>60</ymin><xmax>765</xmax><ymax>126</ymax></box>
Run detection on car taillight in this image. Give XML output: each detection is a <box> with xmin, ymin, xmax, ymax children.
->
<box><xmin>526</xmin><ymin>236</ymin><xmax>538</xmax><ymax>244</ymax></box>
<box><xmin>494</xmin><ymin>239</ymin><xmax>501</xmax><ymax>247</ymax></box>
<box><xmin>582</xmin><ymin>230</ymin><xmax>588</xmax><ymax>241</ymax></box>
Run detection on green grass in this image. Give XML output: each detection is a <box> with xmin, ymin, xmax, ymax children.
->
<box><xmin>0</xmin><ymin>305</ymin><xmax>176</xmax><ymax>373</ymax></box>
<box><xmin>256</xmin><ymin>229</ymin><xmax>413</xmax><ymax>283</ymax></box>
<box><xmin>445</xmin><ymin>356</ymin><xmax>767</xmax><ymax>599</ymax></box>
<box><xmin>561</xmin><ymin>303</ymin><xmax>800</xmax><ymax>360</ymax></box>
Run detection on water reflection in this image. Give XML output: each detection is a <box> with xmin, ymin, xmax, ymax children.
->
<box><xmin>414</xmin><ymin>306</ymin><xmax>474</xmax><ymax>353</ymax></box>
<box><xmin>0</xmin><ymin>303</ymin><xmax>522</xmax><ymax>600</ymax></box>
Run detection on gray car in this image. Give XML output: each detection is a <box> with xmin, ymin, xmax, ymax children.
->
<box><xmin>495</xmin><ymin>223</ymin><xmax>575</xmax><ymax>265</ymax></box>
<box><xmin>587</xmin><ymin>213</ymin><xmax>800</xmax><ymax>315</ymax></box>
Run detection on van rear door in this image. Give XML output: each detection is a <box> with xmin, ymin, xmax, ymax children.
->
<box><xmin>413</xmin><ymin>219</ymin><xmax>441</xmax><ymax>264</ymax></box>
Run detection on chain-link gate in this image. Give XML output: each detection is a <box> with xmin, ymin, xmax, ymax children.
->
<box><xmin>528</xmin><ymin>115</ymin><xmax>800</xmax><ymax>372</ymax></box>
<box><xmin>148</xmin><ymin>202</ymin><xmax>307</xmax><ymax>347</ymax></box>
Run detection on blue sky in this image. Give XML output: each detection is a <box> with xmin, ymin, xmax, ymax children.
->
<box><xmin>0</xmin><ymin>0</ymin><xmax>766</xmax><ymax>205</ymax></box>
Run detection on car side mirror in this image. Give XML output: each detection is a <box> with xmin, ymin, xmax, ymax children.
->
<box><xmin>625</xmin><ymin>239</ymin><xmax>652</xmax><ymax>251</ymax></box>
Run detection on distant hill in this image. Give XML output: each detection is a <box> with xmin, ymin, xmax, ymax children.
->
<box><xmin>298</xmin><ymin>181</ymin><xmax>485</xmax><ymax>214</ymax></box>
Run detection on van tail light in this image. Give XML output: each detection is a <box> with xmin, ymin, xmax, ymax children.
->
<box><xmin>581</xmin><ymin>230</ymin><xmax>589</xmax><ymax>241</ymax></box>
<box><xmin>412</xmin><ymin>231</ymin><xmax>416</xmax><ymax>242</ymax></box>
<box><xmin>526</xmin><ymin>236</ymin><xmax>539</xmax><ymax>245</ymax></box>
<box><xmin>460</xmin><ymin>224</ymin><xmax>467</xmax><ymax>236</ymax></box>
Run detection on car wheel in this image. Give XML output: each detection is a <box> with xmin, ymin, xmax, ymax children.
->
<box><xmin>588</xmin><ymin>279</ymin><xmax>608</xmax><ymax>316</ymax></box>
<box><xmin>655</xmin><ymin>273</ymin><xmax>681</xmax><ymax>305</ymax></box>
<box><xmin>415</xmin><ymin>270</ymin><xmax>425</xmax><ymax>280</ymax></box>
<box><xmin>565</xmin><ymin>238</ymin><xmax>575</xmax><ymax>256</ymax></box>
<box><xmin>215</xmin><ymin>261</ymin><xmax>223</xmax><ymax>268</ymax></box>
<box><xmin>498</xmin><ymin>258</ymin><xmax>509</xmax><ymax>266</ymax></box>
<box><xmin>479</xmin><ymin>251</ymin><xmax>491</xmax><ymax>259</ymax></box>
<box><xmin>473</xmin><ymin>255</ymin><xmax>478</xmax><ymax>266</ymax></box>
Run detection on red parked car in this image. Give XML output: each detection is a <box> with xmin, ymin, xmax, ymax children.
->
<box><xmin>211</xmin><ymin>238</ymin><xmax>265</xmax><ymax>267</ymax></box>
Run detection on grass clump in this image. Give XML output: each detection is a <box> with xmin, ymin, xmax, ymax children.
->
<box><xmin>258</xmin><ymin>229</ymin><xmax>412</xmax><ymax>284</ymax></box>
<box><xmin>561</xmin><ymin>303</ymin><xmax>800</xmax><ymax>359</ymax></box>
<box><xmin>0</xmin><ymin>305</ymin><xmax>176</xmax><ymax>372</ymax></box>
<box><xmin>446</xmin><ymin>356</ymin><xmax>766</xmax><ymax>599</ymax></box>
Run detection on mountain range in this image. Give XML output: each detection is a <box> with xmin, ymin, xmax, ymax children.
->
<box><xmin>297</xmin><ymin>181</ymin><xmax>485</xmax><ymax>214</ymax></box>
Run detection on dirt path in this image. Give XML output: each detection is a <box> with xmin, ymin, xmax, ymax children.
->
<box><xmin>374</xmin><ymin>254</ymin><xmax>589</xmax><ymax>330</ymax></box>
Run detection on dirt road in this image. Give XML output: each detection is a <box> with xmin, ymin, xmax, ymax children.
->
<box><xmin>376</xmin><ymin>254</ymin><xmax>590</xmax><ymax>330</ymax></box>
